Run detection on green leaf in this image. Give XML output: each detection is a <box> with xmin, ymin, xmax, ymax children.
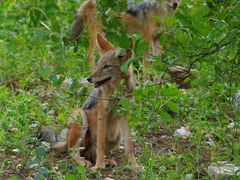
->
<box><xmin>134</xmin><ymin>37</ymin><xmax>149</xmax><ymax>56</ymax></box>
<box><xmin>38</xmin><ymin>66</ymin><xmax>50</xmax><ymax>81</ymax></box>
<box><xmin>162</xmin><ymin>86</ymin><xmax>181</xmax><ymax>98</ymax></box>
<box><xmin>35</xmin><ymin>147</ymin><xmax>47</xmax><ymax>156</ymax></box>
<box><xmin>33</xmin><ymin>173</ymin><xmax>44</xmax><ymax>180</ymax></box>
<box><xmin>120</xmin><ymin>98</ymin><xmax>130</xmax><ymax>109</ymax></box>
<box><xmin>160</xmin><ymin>111</ymin><xmax>173</xmax><ymax>124</ymax></box>
<box><xmin>55</xmin><ymin>65</ymin><xmax>66</xmax><ymax>73</ymax></box>
<box><xmin>176</xmin><ymin>31</ymin><xmax>189</xmax><ymax>44</ymax></box>
<box><xmin>49</xmin><ymin>74</ymin><xmax>58</xmax><ymax>85</ymax></box>
<box><xmin>76</xmin><ymin>165</ymin><xmax>86</xmax><ymax>177</ymax></box>
<box><xmin>167</xmin><ymin>102</ymin><xmax>179</xmax><ymax>113</ymax></box>
<box><xmin>69</xmin><ymin>79</ymin><xmax>80</xmax><ymax>91</ymax></box>
<box><xmin>65</xmin><ymin>174</ymin><xmax>77</xmax><ymax>180</ymax></box>
<box><xmin>120</xmin><ymin>58</ymin><xmax>132</xmax><ymax>74</ymax></box>
<box><xmin>118</xmin><ymin>34</ymin><xmax>131</xmax><ymax>48</ymax></box>
<box><xmin>39</xmin><ymin>167</ymin><xmax>49</xmax><ymax>175</ymax></box>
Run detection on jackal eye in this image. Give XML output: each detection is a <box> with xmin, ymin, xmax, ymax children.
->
<box><xmin>103</xmin><ymin>64</ymin><xmax>111</xmax><ymax>69</ymax></box>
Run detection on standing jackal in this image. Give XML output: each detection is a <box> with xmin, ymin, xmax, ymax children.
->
<box><xmin>42</xmin><ymin>33</ymin><xmax>142</xmax><ymax>170</ymax></box>
<box><xmin>68</xmin><ymin>0</ymin><xmax>181</xmax><ymax>67</ymax></box>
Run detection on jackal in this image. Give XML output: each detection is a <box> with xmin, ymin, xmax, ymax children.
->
<box><xmin>42</xmin><ymin>33</ymin><xmax>142</xmax><ymax>170</ymax></box>
<box><xmin>67</xmin><ymin>0</ymin><xmax>181</xmax><ymax>67</ymax></box>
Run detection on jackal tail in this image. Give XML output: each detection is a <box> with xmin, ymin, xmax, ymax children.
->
<box><xmin>67</xmin><ymin>13</ymin><xmax>85</xmax><ymax>45</ymax></box>
<box><xmin>40</xmin><ymin>108</ymin><xmax>88</xmax><ymax>153</ymax></box>
<box><xmin>40</xmin><ymin>127</ymin><xmax>68</xmax><ymax>153</ymax></box>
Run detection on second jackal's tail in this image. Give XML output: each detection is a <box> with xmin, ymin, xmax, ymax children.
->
<box><xmin>64</xmin><ymin>11</ymin><xmax>84</xmax><ymax>47</ymax></box>
<box><xmin>64</xmin><ymin>0</ymin><xmax>97</xmax><ymax>47</ymax></box>
<box><xmin>67</xmin><ymin>13</ymin><xmax>84</xmax><ymax>45</ymax></box>
<box><xmin>40</xmin><ymin>127</ymin><xmax>68</xmax><ymax>153</ymax></box>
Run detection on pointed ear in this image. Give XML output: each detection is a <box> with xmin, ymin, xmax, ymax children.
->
<box><xmin>96</xmin><ymin>33</ymin><xmax>115</xmax><ymax>55</ymax></box>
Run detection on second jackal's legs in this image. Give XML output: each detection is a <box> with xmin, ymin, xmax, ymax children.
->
<box><xmin>142</xmin><ymin>24</ymin><xmax>163</xmax><ymax>81</ymax></box>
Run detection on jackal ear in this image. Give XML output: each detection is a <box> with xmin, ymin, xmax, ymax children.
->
<box><xmin>96</xmin><ymin>33</ymin><xmax>115</xmax><ymax>55</ymax></box>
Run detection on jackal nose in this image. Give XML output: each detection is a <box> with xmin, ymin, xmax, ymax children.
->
<box><xmin>173</xmin><ymin>3</ymin><xmax>178</xmax><ymax>9</ymax></box>
<box><xmin>87</xmin><ymin>77</ymin><xmax>92</xmax><ymax>83</ymax></box>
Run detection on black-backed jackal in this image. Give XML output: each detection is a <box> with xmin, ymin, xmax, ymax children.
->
<box><xmin>68</xmin><ymin>0</ymin><xmax>181</xmax><ymax>69</ymax></box>
<box><xmin>42</xmin><ymin>33</ymin><xmax>142</xmax><ymax>170</ymax></box>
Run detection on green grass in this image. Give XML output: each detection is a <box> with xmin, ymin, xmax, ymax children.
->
<box><xmin>0</xmin><ymin>0</ymin><xmax>240</xmax><ymax>179</ymax></box>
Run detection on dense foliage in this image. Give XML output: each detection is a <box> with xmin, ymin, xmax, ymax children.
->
<box><xmin>0</xmin><ymin>0</ymin><xmax>239</xmax><ymax>179</ymax></box>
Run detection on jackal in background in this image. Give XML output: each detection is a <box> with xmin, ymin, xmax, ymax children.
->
<box><xmin>67</xmin><ymin>0</ymin><xmax>181</xmax><ymax>68</ymax></box>
<box><xmin>42</xmin><ymin>33</ymin><xmax>142</xmax><ymax>170</ymax></box>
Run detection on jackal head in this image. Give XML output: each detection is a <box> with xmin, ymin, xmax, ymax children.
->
<box><xmin>165</xmin><ymin>0</ymin><xmax>181</xmax><ymax>10</ymax></box>
<box><xmin>87</xmin><ymin>33</ymin><xmax>133</xmax><ymax>88</ymax></box>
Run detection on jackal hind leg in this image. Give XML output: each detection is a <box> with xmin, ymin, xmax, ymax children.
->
<box><xmin>67</xmin><ymin>120</ymin><xmax>91</xmax><ymax>167</ymax></box>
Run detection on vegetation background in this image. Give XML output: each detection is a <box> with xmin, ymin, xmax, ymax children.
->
<box><xmin>0</xmin><ymin>0</ymin><xmax>239</xmax><ymax>179</ymax></box>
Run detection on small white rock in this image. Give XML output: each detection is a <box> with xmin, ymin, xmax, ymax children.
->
<box><xmin>10</xmin><ymin>128</ymin><xmax>18</xmax><ymax>132</ymax></box>
<box><xmin>186</xmin><ymin>173</ymin><xmax>193</xmax><ymax>180</ymax></box>
<box><xmin>160</xmin><ymin>135</ymin><xmax>168</xmax><ymax>140</ymax></box>
<box><xmin>42</xmin><ymin>103</ymin><xmax>49</xmax><ymax>111</ymax></box>
<box><xmin>48</xmin><ymin>110</ymin><xmax>55</xmax><ymax>116</ymax></box>
<box><xmin>227</xmin><ymin>122</ymin><xmax>240</xmax><ymax>133</ymax></box>
<box><xmin>206</xmin><ymin>136</ymin><xmax>215</xmax><ymax>146</ymax></box>
<box><xmin>208</xmin><ymin>161</ymin><xmax>240</xmax><ymax>179</ymax></box>
<box><xmin>0</xmin><ymin>149</ymin><xmax>5</xmax><ymax>153</ymax></box>
<box><xmin>29</xmin><ymin>163</ymin><xmax>39</xmax><ymax>169</ymax></box>
<box><xmin>12</xmin><ymin>148</ymin><xmax>20</xmax><ymax>154</ymax></box>
<box><xmin>174</xmin><ymin>127</ymin><xmax>191</xmax><ymax>138</ymax></box>
<box><xmin>227</xmin><ymin>122</ymin><xmax>235</xmax><ymax>129</ymax></box>
<box><xmin>104</xmin><ymin>177</ymin><xmax>115</xmax><ymax>180</ymax></box>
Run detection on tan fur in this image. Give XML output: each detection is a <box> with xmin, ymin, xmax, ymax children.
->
<box><xmin>48</xmin><ymin>33</ymin><xmax>141</xmax><ymax>170</ymax></box>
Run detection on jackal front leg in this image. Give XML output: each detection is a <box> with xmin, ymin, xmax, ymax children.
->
<box><xmin>92</xmin><ymin>107</ymin><xmax>107</xmax><ymax>170</ymax></box>
<box><xmin>119</xmin><ymin>115</ymin><xmax>143</xmax><ymax>171</ymax></box>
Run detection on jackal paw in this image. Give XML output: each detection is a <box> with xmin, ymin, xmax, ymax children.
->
<box><xmin>91</xmin><ymin>163</ymin><xmax>105</xmax><ymax>171</ymax></box>
<box><xmin>105</xmin><ymin>159</ymin><xmax>117</xmax><ymax>167</ymax></box>
<box><xmin>75</xmin><ymin>155</ymin><xmax>92</xmax><ymax>168</ymax></box>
